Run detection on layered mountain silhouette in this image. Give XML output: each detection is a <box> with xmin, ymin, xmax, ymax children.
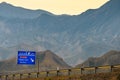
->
<box><xmin>76</xmin><ymin>50</ymin><xmax>120</xmax><ymax>67</ymax></box>
<box><xmin>0</xmin><ymin>50</ymin><xmax>70</xmax><ymax>73</ymax></box>
<box><xmin>0</xmin><ymin>0</ymin><xmax>120</xmax><ymax>66</ymax></box>
<box><xmin>0</xmin><ymin>2</ymin><xmax>53</xmax><ymax>19</ymax></box>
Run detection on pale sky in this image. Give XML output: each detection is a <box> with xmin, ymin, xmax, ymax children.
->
<box><xmin>0</xmin><ymin>0</ymin><xmax>109</xmax><ymax>15</ymax></box>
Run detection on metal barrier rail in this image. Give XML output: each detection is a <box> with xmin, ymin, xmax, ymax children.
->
<box><xmin>0</xmin><ymin>64</ymin><xmax>120</xmax><ymax>80</ymax></box>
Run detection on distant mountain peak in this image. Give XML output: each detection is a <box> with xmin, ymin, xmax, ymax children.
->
<box><xmin>0</xmin><ymin>2</ymin><xmax>9</xmax><ymax>4</ymax></box>
<box><xmin>0</xmin><ymin>2</ymin><xmax>13</xmax><ymax>7</ymax></box>
<box><xmin>76</xmin><ymin>50</ymin><xmax>120</xmax><ymax>67</ymax></box>
<box><xmin>0</xmin><ymin>50</ymin><xmax>70</xmax><ymax>72</ymax></box>
<box><xmin>0</xmin><ymin>2</ymin><xmax>53</xmax><ymax>19</ymax></box>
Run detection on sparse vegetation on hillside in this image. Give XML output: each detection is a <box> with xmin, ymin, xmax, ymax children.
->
<box><xmin>18</xmin><ymin>68</ymin><xmax>120</xmax><ymax>80</ymax></box>
<box><xmin>20</xmin><ymin>72</ymin><xmax>120</xmax><ymax>80</ymax></box>
<box><xmin>76</xmin><ymin>50</ymin><xmax>120</xmax><ymax>68</ymax></box>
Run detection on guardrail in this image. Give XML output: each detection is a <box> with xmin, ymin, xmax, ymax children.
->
<box><xmin>0</xmin><ymin>64</ymin><xmax>120</xmax><ymax>80</ymax></box>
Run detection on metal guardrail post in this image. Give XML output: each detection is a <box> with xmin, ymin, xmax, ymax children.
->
<box><xmin>57</xmin><ymin>70</ymin><xmax>59</xmax><ymax>76</ymax></box>
<box><xmin>95</xmin><ymin>67</ymin><xmax>98</xmax><ymax>74</ymax></box>
<box><xmin>5</xmin><ymin>75</ymin><xmax>8</xmax><ymax>80</ymax></box>
<box><xmin>12</xmin><ymin>74</ymin><xmax>15</xmax><ymax>80</ymax></box>
<box><xmin>46</xmin><ymin>71</ymin><xmax>49</xmax><ymax>77</ymax></box>
<box><xmin>110</xmin><ymin>65</ymin><xmax>113</xmax><ymax>72</ymax></box>
<box><xmin>20</xmin><ymin>74</ymin><xmax>22</xmax><ymax>80</ymax></box>
<box><xmin>68</xmin><ymin>69</ymin><xmax>71</xmax><ymax>76</ymax></box>
<box><xmin>28</xmin><ymin>73</ymin><xmax>31</xmax><ymax>78</ymax></box>
<box><xmin>37</xmin><ymin>72</ymin><xmax>39</xmax><ymax>78</ymax></box>
<box><xmin>80</xmin><ymin>68</ymin><xmax>84</xmax><ymax>74</ymax></box>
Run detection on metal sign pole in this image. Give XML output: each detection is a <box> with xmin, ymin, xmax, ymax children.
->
<box><xmin>38</xmin><ymin>59</ymin><xmax>39</xmax><ymax>72</ymax></box>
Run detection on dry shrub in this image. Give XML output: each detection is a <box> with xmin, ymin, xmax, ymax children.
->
<box><xmin>117</xmin><ymin>73</ymin><xmax>120</xmax><ymax>80</ymax></box>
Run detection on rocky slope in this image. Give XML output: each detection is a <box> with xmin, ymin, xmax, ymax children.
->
<box><xmin>0</xmin><ymin>0</ymin><xmax>120</xmax><ymax>66</ymax></box>
<box><xmin>76</xmin><ymin>50</ymin><xmax>120</xmax><ymax>67</ymax></box>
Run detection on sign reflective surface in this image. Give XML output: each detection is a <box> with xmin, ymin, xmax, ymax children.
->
<box><xmin>17</xmin><ymin>51</ymin><xmax>36</xmax><ymax>65</ymax></box>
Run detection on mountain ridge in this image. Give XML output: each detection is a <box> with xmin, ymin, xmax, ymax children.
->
<box><xmin>76</xmin><ymin>50</ymin><xmax>120</xmax><ymax>67</ymax></box>
<box><xmin>0</xmin><ymin>0</ymin><xmax>120</xmax><ymax>66</ymax></box>
<box><xmin>0</xmin><ymin>2</ymin><xmax>53</xmax><ymax>19</ymax></box>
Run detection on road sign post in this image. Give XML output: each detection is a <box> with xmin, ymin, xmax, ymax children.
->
<box><xmin>38</xmin><ymin>59</ymin><xmax>40</xmax><ymax>72</ymax></box>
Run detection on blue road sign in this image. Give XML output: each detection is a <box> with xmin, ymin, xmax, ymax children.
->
<box><xmin>17</xmin><ymin>51</ymin><xmax>36</xmax><ymax>65</ymax></box>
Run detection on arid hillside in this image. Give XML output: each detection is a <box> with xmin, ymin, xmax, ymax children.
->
<box><xmin>0</xmin><ymin>50</ymin><xmax>70</xmax><ymax>73</ymax></box>
<box><xmin>76</xmin><ymin>50</ymin><xmax>120</xmax><ymax>67</ymax></box>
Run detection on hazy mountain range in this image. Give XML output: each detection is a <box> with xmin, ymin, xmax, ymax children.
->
<box><xmin>0</xmin><ymin>50</ymin><xmax>120</xmax><ymax>73</ymax></box>
<box><xmin>0</xmin><ymin>0</ymin><xmax>120</xmax><ymax>66</ymax></box>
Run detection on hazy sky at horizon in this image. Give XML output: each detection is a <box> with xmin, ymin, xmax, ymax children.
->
<box><xmin>0</xmin><ymin>0</ymin><xmax>109</xmax><ymax>15</ymax></box>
